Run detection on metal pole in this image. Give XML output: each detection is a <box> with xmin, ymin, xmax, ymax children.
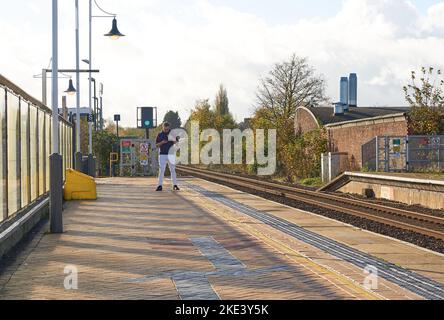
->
<box><xmin>42</xmin><ymin>69</ymin><xmax>47</xmax><ymax>105</ymax></box>
<box><xmin>52</xmin><ymin>6</ymin><xmax>59</xmax><ymax>155</ymax></box>
<box><xmin>99</xmin><ymin>82</ymin><xmax>104</xmax><ymax>130</ymax></box>
<box><xmin>50</xmin><ymin>0</ymin><xmax>63</xmax><ymax>234</ymax></box>
<box><xmin>100</xmin><ymin>96</ymin><xmax>103</xmax><ymax>130</ymax></box>
<box><xmin>406</xmin><ymin>136</ymin><xmax>410</xmax><ymax>172</ymax></box>
<box><xmin>93</xmin><ymin>79</ymin><xmax>97</xmax><ymax>131</ymax></box>
<box><xmin>375</xmin><ymin>137</ymin><xmax>379</xmax><ymax>172</ymax></box>
<box><xmin>88</xmin><ymin>0</ymin><xmax>93</xmax><ymax>155</ymax></box>
<box><xmin>75</xmin><ymin>0</ymin><xmax>81</xmax><ymax>154</ymax></box>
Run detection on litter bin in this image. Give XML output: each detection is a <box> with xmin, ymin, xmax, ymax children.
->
<box><xmin>79</xmin><ymin>155</ymin><xmax>97</xmax><ymax>177</ymax></box>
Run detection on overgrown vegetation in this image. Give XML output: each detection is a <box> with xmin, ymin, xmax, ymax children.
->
<box><xmin>403</xmin><ymin>67</ymin><xmax>444</xmax><ymax>135</ymax></box>
<box><xmin>93</xmin><ymin>127</ymin><xmax>119</xmax><ymax>177</ymax></box>
<box><xmin>250</xmin><ymin>54</ymin><xmax>327</xmax><ymax>182</ymax></box>
<box><xmin>163</xmin><ymin>110</ymin><xmax>182</xmax><ymax>129</ymax></box>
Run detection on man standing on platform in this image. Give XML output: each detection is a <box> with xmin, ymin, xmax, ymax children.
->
<box><xmin>155</xmin><ymin>122</ymin><xmax>180</xmax><ymax>192</ymax></box>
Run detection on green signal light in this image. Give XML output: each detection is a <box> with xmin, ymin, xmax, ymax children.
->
<box><xmin>144</xmin><ymin>120</ymin><xmax>151</xmax><ymax>126</ymax></box>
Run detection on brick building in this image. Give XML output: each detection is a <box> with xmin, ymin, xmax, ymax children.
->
<box><xmin>294</xmin><ymin>106</ymin><xmax>410</xmax><ymax>170</ymax></box>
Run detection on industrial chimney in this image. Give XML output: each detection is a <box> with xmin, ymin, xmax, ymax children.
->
<box><xmin>340</xmin><ymin>77</ymin><xmax>349</xmax><ymax>111</ymax></box>
<box><xmin>349</xmin><ymin>73</ymin><xmax>358</xmax><ymax>107</ymax></box>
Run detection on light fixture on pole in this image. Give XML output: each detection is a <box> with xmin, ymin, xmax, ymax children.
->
<box><xmin>64</xmin><ymin>78</ymin><xmax>77</xmax><ymax>95</ymax></box>
<box><xmin>86</xmin><ymin>0</ymin><xmax>125</xmax><ymax>178</ymax></box>
<box><xmin>75</xmin><ymin>0</ymin><xmax>82</xmax><ymax>171</ymax></box>
<box><xmin>104</xmin><ymin>17</ymin><xmax>125</xmax><ymax>40</ymax></box>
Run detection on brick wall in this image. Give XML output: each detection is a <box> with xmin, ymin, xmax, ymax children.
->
<box><xmin>294</xmin><ymin>107</ymin><xmax>320</xmax><ymax>134</ymax></box>
<box><xmin>327</xmin><ymin>117</ymin><xmax>409</xmax><ymax>170</ymax></box>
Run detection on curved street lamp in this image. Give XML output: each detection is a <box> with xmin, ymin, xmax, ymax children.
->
<box><xmin>104</xmin><ymin>17</ymin><xmax>125</xmax><ymax>40</ymax></box>
<box><xmin>85</xmin><ymin>0</ymin><xmax>126</xmax><ymax>159</ymax></box>
<box><xmin>65</xmin><ymin>78</ymin><xmax>77</xmax><ymax>95</ymax></box>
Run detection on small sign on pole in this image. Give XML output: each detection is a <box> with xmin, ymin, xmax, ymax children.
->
<box><xmin>87</xmin><ymin>113</ymin><xmax>95</xmax><ymax>123</ymax></box>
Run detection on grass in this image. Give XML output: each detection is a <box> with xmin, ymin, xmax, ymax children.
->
<box><xmin>299</xmin><ymin>177</ymin><xmax>324</xmax><ymax>188</ymax></box>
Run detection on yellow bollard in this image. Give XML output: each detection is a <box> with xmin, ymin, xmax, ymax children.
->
<box><xmin>64</xmin><ymin>169</ymin><xmax>97</xmax><ymax>200</ymax></box>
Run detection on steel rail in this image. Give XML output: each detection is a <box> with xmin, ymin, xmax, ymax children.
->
<box><xmin>177</xmin><ymin>166</ymin><xmax>444</xmax><ymax>241</ymax></box>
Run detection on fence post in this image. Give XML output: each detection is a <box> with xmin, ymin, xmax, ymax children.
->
<box><xmin>406</xmin><ymin>136</ymin><xmax>409</xmax><ymax>172</ymax></box>
<box><xmin>384</xmin><ymin>136</ymin><xmax>389</xmax><ymax>172</ymax></box>
<box><xmin>375</xmin><ymin>137</ymin><xmax>379</xmax><ymax>172</ymax></box>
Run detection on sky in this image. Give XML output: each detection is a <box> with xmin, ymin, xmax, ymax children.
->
<box><xmin>1</xmin><ymin>0</ymin><xmax>444</xmax><ymax>126</ymax></box>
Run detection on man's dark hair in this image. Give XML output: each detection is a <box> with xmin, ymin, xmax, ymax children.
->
<box><xmin>163</xmin><ymin>122</ymin><xmax>171</xmax><ymax>128</ymax></box>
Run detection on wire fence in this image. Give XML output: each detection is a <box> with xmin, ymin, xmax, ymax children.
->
<box><xmin>362</xmin><ymin>135</ymin><xmax>444</xmax><ymax>173</ymax></box>
<box><xmin>1</xmin><ymin>76</ymin><xmax>73</xmax><ymax>223</ymax></box>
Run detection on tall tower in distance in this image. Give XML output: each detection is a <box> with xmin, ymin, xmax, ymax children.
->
<box><xmin>340</xmin><ymin>77</ymin><xmax>349</xmax><ymax>110</ymax></box>
<box><xmin>349</xmin><ymin>73</ymin><xmax>358</xmax><ymax>107</ymax></box>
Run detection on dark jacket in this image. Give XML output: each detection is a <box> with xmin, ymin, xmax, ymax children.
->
<box><xmin>156</xmin><ymin>131</ymin><xmax>174</xmax><ymax>155</ymax></box>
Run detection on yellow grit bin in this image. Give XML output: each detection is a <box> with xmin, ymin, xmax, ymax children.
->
<box><xmin>64</xmin><ymin>169</ymin><xmax>97</xmax><ymax>201</ymax></box>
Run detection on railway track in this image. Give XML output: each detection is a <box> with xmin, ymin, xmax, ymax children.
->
<box><xmin>177</xmin><ymin>166</ymin><xmax>444</xmax><ymax>241</ymax></box>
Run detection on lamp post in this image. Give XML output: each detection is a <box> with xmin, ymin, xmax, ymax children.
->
<box><xmin>75</xmin><ymin>0</ymin><xmax>82</xmax><ymax>170</ymax></box>
<box><xmin>47</xmin><ymin>0</ymin><xmax>124</xmax><ymax>233</ymax></box>
<box><xmin>88</xmin><ymin>0</ymin><xmax>125</xmax><ymax>169</ymax></box>
<box><xmin>50</xmin><ymin>0</ymin><xmax>63</xmax><ymax>233</ymax></box>
<box><xmin>99</xmin><ymin>82</ymin><xmax>104</xmax><ymax>130</ymax></box>
<box><xmin>90</xmin><ymin>77</ymin><xmax>99</xmax><ymax>131</ymax></box>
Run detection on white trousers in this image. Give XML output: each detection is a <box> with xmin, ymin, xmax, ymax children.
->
<box><xmin>158</xmin><ymin>154</ymin><xmax>177</xmax><ymax>187</ymax></box>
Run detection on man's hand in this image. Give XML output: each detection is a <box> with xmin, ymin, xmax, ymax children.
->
<box><xmin>156</xmin><ymin>140</ymin><xmax>169</xmax><ymax>148</ymax></box>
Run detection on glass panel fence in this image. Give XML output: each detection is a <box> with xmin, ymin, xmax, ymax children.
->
<box><xmin>0</xmin><ymin>79</ymin><xmax>73</xmax><ymax>223</ymax></box>
<box><xmin>45</xmin><ymin>113</ymin><xmax>51</xmax><ymax>193</ymax></box>
<box><xmin>29</xmin><ymin>105</ymin><xmax>38</xmax><ymax>202</ymax></box>
<box><xmin>38</xmin><ymin>110</ymin><xmax>45</xmax><ymax>196</ymax></box>
<box><xmin>0</xmin><ymin>87</ymin><xmax>5</xmax><ymax>222</ymax></box>
<box><xmin>21</xmin><ymin>100</ymin><xmax>30</xmax><ymax>208</ymax></box>
<box><xmin>7</xmin><ymin>91</ymin><xmax>20</xmax><ymax>217</ymax></box>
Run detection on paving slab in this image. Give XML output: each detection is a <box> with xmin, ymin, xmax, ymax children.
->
<box><xmin>0</xmin><ymin>178</ymin><xmax>378</xmax><ymax>300</ymax></box>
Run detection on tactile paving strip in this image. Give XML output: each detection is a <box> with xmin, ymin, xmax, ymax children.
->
<box><xmin>128</xmin><ymin>236</ymin><xmax>292</xmax><ymax>300</ymax></box>
<box><xmin>190</xmin><ymin>237</ymin><xmax>246</xmax><ymax>270</ymax></box>
<box><xmin>187</xmin><ymin>184</ymin><xmax>444</xmax><ymax>300</ymax></box>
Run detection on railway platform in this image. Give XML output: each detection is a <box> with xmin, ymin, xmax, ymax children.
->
<box><xmin>1</xmin><ymin>177</ymin><xmax>444</xmax><ymax>300</ymax></box>
<box><xmin>320</xmin><ymin>172</ymin><xmax>444</xmax><ymax>210</ymax></box>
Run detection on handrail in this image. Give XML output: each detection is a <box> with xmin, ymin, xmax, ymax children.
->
<box><xmin>0</xmin><ymin>73</ymin><xmax>72</xmax><ymax>127</ymax></box>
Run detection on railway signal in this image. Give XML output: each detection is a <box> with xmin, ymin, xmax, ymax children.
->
<box><xmin>137</xmin><ymin>107</ymin><xmax>158</xmax><ymax>139</ymax></box>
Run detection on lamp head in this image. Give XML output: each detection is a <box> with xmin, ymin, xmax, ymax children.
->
<box><xmin>65</xmin><ymin>79</ymin><xmax>76</xmax><ymax>96</ymax></box>
<box><xmin>104</xmin><ymin>17</ymin><xmax>125</xmax><ymax>40</ymax></box>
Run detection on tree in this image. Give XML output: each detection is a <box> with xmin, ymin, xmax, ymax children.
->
<box><xmin>186</xmin><ymin>99</ymin><xmax>216</xmax><ymax>130</ymax></box>
<box><xmin>214</xmin><ymin>84</ymin><xmax>229</xmax><ymax>116</ymax></box>
<box><xmin>403</xmin><ymin>67</ymin><xmax>444</xmax><ymax>135</ymax></box>
<box><xmin>163</xmin><ymin>110</ymin><xmax>182</xmax><ymax>129</ymax></box>
<box><xmin>93</xmin><ymin>129</ymin><xmax>119</xmax><ymax>177</ymax></box>
<box><xmin>252</xmin><ymin>54</ymin><xmax>327</xmax><ymax>180</ymax></box>
<box><xmin>280</xmin><ymin>129</ymin><xmax>328</xmax><ymax>180</ymax></box>
<box><xmin>255</xmin><ymin>54</ymin><xmax>326</xmax><ymax>129</ymax></box>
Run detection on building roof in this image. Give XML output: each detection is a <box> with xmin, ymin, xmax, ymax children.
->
<box><xmin>305</xmin><ymin>106</ymin><xmax>410</xmax><ymax>126</ymax></box>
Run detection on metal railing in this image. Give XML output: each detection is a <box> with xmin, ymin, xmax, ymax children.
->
<box><xmin>407</xmin><ymin>135</ymin><xmax>444</xmax><ymax>172</ymax></box>
<box><xmin>362</xmin><ymin>135</ymin><xmax>444</xmax><ymax>173</ymax></box>
<box><xmin>1</xmin><ymin>74</ymin><xmax>73</xmax><ymax>223</ymax></box>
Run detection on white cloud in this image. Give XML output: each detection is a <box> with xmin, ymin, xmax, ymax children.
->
<box><xmin>1</xmin><ymin>0</ymin><xmax>444</xmax><ymax>126</ymax></box>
